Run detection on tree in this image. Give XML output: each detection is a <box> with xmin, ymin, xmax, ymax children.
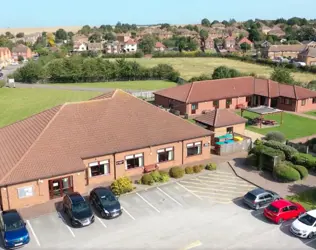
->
<box><xmin>175</xmin><ymin>37</ymin><xmax>186</xmax><ymax>52</ymax></box>
<box><xmin>79</xmin><ymin>25</ymin><xmax>91</xmax><ymax>35</ymax></box>
<box><xmin>5</xmin><ymin>32</ymin><xmax>14</xmax><ymax>39</ymax></box>
<box><xmin>16</xmin><ymin>32</ymin><xmax>24</xmax><ymax>38</ymax></box>
<box><xmin>55</xmin><ymin>29</ymin><xmax>68</xmax><ymax>41</ymax></box>
<box><xmin>212</xmin><ymin>66</ymin><xmax>242</xmax><ymax>79</ymax></box>
<box><xmin>248</xmin><ymin>28</ymin><xmax>262</xmax><ymax>42</ymax></box>
<box><xmin>186</xmin><ymin>38</ymin><xmax>198</xmax><ymax>51</ymax></box>
<box><xmin>89</xmin><ymin>33</ymin><xmax>102</xmax><ymax>42</ymax></box>
<box><xmin>67</xmin><ymin>32</ymin><xmax>74</xmax><ymax>40</ymax></box>
<box><xmin>222</xmin><ymin>20</ymin><xmax>229</xmax><ymax>27</ymax></box>
<box><xmin>17</xmin><ymin>55</ymin><xmax>24</xmax><ymax>62</ymax></box>
<box><xmin>46</xmin><ymin>33</ymin><xmax>55</xmax><ymax>47</ymax></box>
<box><xmin>270</xmin><ymin>67</ymin><xmax>295</xmax><ymax>85</ymax></box>
<box><xmin>211</xmin><ymin>20</ymin><xmax>219</xmax><ymax>26</ymax></box>
<box><xmin>160</xmin><ymin>23</ymin><xmax>170</xmax><ymax>29</ymax></box>
<box><xmin>0</xmin><ymin>35</ymin><xmax>14</xmax><ymax>50</ymax></box>
<box><xmin>138</xmin><ymin>35</ymin><xmax>156</xmax><ymax>54</ymax></box>
<box><xmin>201</xmin><ymin>18</ymin><xmax>211</xmax><ymax>27</ymax></box>
<box><xmin>307</xmin><ymin>80</ymin><xmax>316</xmax><ymax>90</ymax></box>
<box><xmin>199</xmin><ymin>29</ymin><xmax>209</xmax><ymax>52</ymax></box>
<box><xmin>240</xmin><ymin>42</ymin><xmax>251</xmax><ymax>53</ymax></box>
<box><xmin>104</xmin><ymin>32</ymin><xmax>116</xmax><ymax>41</ymax></box>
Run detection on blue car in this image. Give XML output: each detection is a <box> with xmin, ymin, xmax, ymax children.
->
<box><xmin>1</xmin><ymin>210</ymin><xmax>30</xmax><ymax>249</ymax></box>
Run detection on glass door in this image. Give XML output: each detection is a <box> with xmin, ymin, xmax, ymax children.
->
<box><xmin>49</xmin><ymin>176</ymin><xmax>74</xmax><ymax>199</ymax></box>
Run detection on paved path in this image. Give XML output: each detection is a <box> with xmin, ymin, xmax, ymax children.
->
<box><xmin>244</xmin><ymin>129</ymin><xmax>264</xmax><ymax>141</ymax></box>
<box><xmin>285</xmin><ymin>111</ymin><xmax>316</xmax><ymax>120</ymax></box>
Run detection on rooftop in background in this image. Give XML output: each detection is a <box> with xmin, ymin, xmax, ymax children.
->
<box><xmin>244</xmin><ymin>106</ymin><xmax>283</xmax><ymax>115</ymax></box>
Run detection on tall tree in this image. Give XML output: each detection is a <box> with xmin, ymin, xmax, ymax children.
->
<box><xmin>240</xmin><ymin>42</ymin><xmax>251</xmax><ymax>53</ymax></box>
<box><xmin>79</xmin><ymin>25</ymin><xmax>91</xmax><ymax>36</ymax></box>
<box><xmin>138</xmin><ymin>35</ymin><xmax>156</xmax><ymax>54</ymax></box>
<box><xmin>104</xmin><ymin>32</ymin><xmax>116</xmax><ymax>41</ymax></box>
<box><xmin>212</xmin><ymin>66</ymin><xmax>242</xmax><ymax>79</ymax></box>
<box><xmin>16</xmin><ymin>32</ymin><xmax>24</xmax><ymax>38</ymax></box>
<box><xmin>89</xmin><ymin>33</ymin><xmax>102</xmax><ymax>42</ymax></box>
<box><xmin>55</xmin><ymin>29</ymin><xmax>68</xmax><ymax>41</ymax></box>
<box><xmin>5</xmin><ymin>32</ymin><xmax>14</xmax><ymax>39</ymax></box>
<box><xmin>201</xmin><ymin>18</ymin><xmax>211</xmax><ymax>27</ymax></box>
<box><xmin>270</xmin><ymin>67</ymin><xmax>295</xmax><ymax>85</ymax></box>
<box><xmin>199</xmin><ymin>29</ymin><xmax>209</xmax><ymax>52</ymax></box>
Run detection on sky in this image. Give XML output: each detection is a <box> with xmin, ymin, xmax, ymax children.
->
<box><xmin>1</xmin><ymin>0</ymin><xmax>316</xmax><ymax>28</ymax></box>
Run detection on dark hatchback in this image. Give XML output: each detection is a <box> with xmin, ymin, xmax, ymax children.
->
<box><xmin>243</xmin><ymin>188</ymin><xmax>280</xmax><ymax>210</ymax></box>
<box><xmin>0</xmin><ymin>210</ymin><xmax>30</xmax><ymax>249</ymax></box>
<box><xmin>90</xmin><ymin>187</ymin><xmax>122</xmax><ymax>219</ymax></box>
<box><xmin>63</xmin><ymin>192</ymin><xmax>95</xmax><ymax>227</ymax></box>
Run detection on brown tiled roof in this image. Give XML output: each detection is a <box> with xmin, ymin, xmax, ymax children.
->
<box><xmin>299</xmin><ymin>47</ymin><xmax>316</xmax><ymax>58</ymax></box>
<box><xmin>154</xmin><ymin>77</ymin><xmax>316</xmax><ymax>103</ymax></box>
<box><xmin>12</xmin><ymin>44</ymin><xmax>29</xmax><ymax>53</ymax></box>
<box><xmin>0</xmin><ymin>90</ymin><xmax>210</xmax><ymax>186</ymax></box>
<box><xmin>268</xmin><ymin>44</ymin><xmax>306</xmax><ymax>52</ymax></box>
<box><xmin>238</xmin><ymin>37</ymin><xmax>253</xmax><ymax>45</ymax></box>
<box><xmin>155</xmin><ymin>42</ymin><xmax>166</xmax><ymax>48</ymax></box>
<box><xmin>194</xmin><ymin>109</ymin><xmax>247</xmax><ymax>128</ymax></box>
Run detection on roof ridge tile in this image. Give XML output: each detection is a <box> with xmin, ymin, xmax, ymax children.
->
<box><xmin>186</xmin><ymin>82</ymin><xmax>194</xmax><ymax>103</ymax></box>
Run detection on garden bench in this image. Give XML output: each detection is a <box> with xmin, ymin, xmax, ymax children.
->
<box><xmin>143</xmin><ymin>164</ymin><xmax>159</xmax><ymax>173</ymax></box>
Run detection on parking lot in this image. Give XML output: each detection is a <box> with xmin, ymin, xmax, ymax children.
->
<box><xmin>16</xmin><ymin>170</ymin><xmax>316</xmax><ymax>249</ymax></box>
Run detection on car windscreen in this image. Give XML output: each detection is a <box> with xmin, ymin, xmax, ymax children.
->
<box><xmin>298</xmin><ymin>214</ymin><xmax>316</xmax><ymax>226</ymax></box>
<box><xmin>244</xmin><ymin>192</ymin><xmax>256</xmax><ymax>201</ymax></box>
<box><xmin>100</xmin><ymin>194</ymin><xmax>118</xmax><ymax>207</ymax></box>
<box><xmin>267</xmin><ymin>204</ymin><xmax>279</xmax><ymax>213</ymax></box>
<box><xmin>4</xmin><ymin>219</ymin><xmax>24</xmax><ymax>232</ymax></box>
<box><xmin>72</xmin><ymin>201</ymin><xmax>89</xmax><ymax>213</ymax></box>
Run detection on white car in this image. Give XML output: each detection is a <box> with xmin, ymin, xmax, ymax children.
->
<box><xmin>290</xmin><ymin>210</ymin><xmax>316</xmax><ymax>239</ymax></box>
<box><xmin>11</xmin><ymin>62</ymin><xmax>19</xmax><ymax>66</ymax></box>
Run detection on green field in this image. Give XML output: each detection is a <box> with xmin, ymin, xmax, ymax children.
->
<box><xmin>53</xmin><ymin>80</ymin><xmax>176</xmax><ymax>90</ymax></box>
<box><xmin>126</xmin><ymin>58</ymin><xmax>316</xmax><ymax>83</ymax></box>
<box><xmin>0</xmin><ymin>88</ymin><xmax>101</xmax><ymax>128</ymax></box>
<box><xmin>237</xmin><ymin>110</ymin><xmax>316</xmax><ymax>139</ymax></box>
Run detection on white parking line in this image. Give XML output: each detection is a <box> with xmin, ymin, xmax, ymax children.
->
<box><xmin>183</xmin><ymin>240</ymin><xmax>202</xmax><ymax>250</ymax></box>
<box><xmin>197</xmin><ymin>177</ymin><xmax>255</xmax><ymax>188</ymax></box>
<box><xmin>157</xmin><ymin>187</ymin><xmax>183</xmax><ymax>207</ymax></box>
<box><xmin>176</xmin><ymin>182</ymin><xmax>202</xmax><ymax>200</ymax></box>
<box><xmin>200</xmin><ymin>174</ymin><xmax>253</xmax><ymax>183</ymax></box>
<box><xmin>305</xmin><ymin>236</ymin><xmax>316</xmax><ymax>245</ymax></box>
<box><xmin>57</xmin><ymin>212</ymin><xmax>75</xmax><ymax>238</ymax></box>
<box><xmin>136</xmin><ymin>193</ymin><xmax>160</xmax><ymax>213</ymax></box>
<box><xmin>122</xmin><ymin>206</ymin><xmax>136</xmax><ymax>221</ymax></box>
<box><xmin>96</xmin><ymin>217</ymin><xmax>107</xmax><ymax>228</ymax></box>
<box><xmin>180</xmin><ymin>182</ymin><xmax>247</xmax><ymax>195</ymax></box>
<box><xmin>26</xmin><ymin>220</ymin><xmax>41</xmax><ymax>247</ymax></box>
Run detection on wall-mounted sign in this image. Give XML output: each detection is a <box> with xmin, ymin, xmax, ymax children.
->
<box><xmin>116</xmin><ymin>160</ymin><xmax>124</xmax><ymax>165</ymax></box>
<box><xmin>203</xmin><ymin>143</ymin><xmax>210</xmax><ymax>147</ymax></box>
<box><xmin>17</xmin><ymin>186</ymin><xmax>34</xmax><ymax>199</ymax></box>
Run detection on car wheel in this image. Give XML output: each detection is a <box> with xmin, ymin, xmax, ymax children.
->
<box><xmin>308</xmin><ymin>233</ymin><xmax>314</xmax><ymax>239</ymax></box>
<box><xmin>101</xmin><ymin>211</ymin><xmax>106</xmax><ymax>218</ymax></box>
<box><xmin>277</xmin><ymin>218</ymin><xmax>283</xmax><ymax>225</ymax></box>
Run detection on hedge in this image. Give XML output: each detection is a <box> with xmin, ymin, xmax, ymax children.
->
<box><xmin>150</xmin><ymin>170</ymin><xmax>161</xmax><ymax>182</ymax></box>
<box><xmin>273</xmin><ymin>162</ymin><xmax>301</xmax><ymax>182</ymax></box>
<box><xmin>291</xmin><ymin>164</ymin><xmax>308</xmax><ymax>179</ymax></box>
<box><xmin>185</xmin><ymin>166</ymin><xmax>194</xmax><ymax>174</ymax></box>
<box><xmin>110</xmin><ymin>176</ymin><xmax>134</xmax><ymax>195</ymax></box>
<box><xmin>263</xmin><ymin>140</ymin><xmax>298</xmax><ymax>160</ymax></box>
<box><xmin>205</xmin><ymin>163</ymin><xmax>217</xmax><ymax>171</ymax></box>
<box><xmin>193</xmin><ymin>165</ymin><xmax>203</xmax><ymax>173</ymax></box>
<box><xmin>141</xmin><ymin>174</ymin><xmax>154</xmax><ymax>185</ymax></box>
<box><xmin>158</xmin><ymin>171</ymin><xmax>170</xmax><ymax>183</ymax></box>
<box><xmin>265</xmin><ymin>131</ymin><xmax>286</xmax><ymax>143</ymax></box>
<box><xmin>169</xmin><ymin>167</ymin><xmax>185</xmax><ymax>178</ymax></box>
<box><xmin>249</xmin><ymin>144</ymin><xmax>285</xmax><ymax>161</ymax></box>
<box><xmin>291</xmin><ymin>153</ymin><xmax>316</xmax><ymax>169</ymax></box>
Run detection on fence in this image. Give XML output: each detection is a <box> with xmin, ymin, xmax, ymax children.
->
<box><xmin>216</xmin><ymin>133</ymin><xmax>252</xmax><ymax>156</ymax></box>
<box><xmin>130</xmin><ymin>90</ymin><xmax>155</xmax><ymax>100</ymax></box>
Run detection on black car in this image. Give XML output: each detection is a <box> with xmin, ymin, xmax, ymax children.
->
<box><xmin>62</xmin><ymin>192</ymin><xmax>94</xmax><ymax>227</ymax></box>
<box><xmin>243</xmin><ymin>188</ymin><xmax>281</xmax><ymax>210</ymax></box>
<box><xmin>90</xmin><ymin>187</ymin><xmax>122</xmax><ymax>219</ymax></box>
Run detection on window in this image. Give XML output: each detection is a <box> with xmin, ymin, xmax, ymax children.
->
<box><xmin>157</xmin><ymin>147</ymin><xmax>174</xmax><ymax>163</ymax></box>
<box><xmin>313</xmin><ymin>98</ymin><xmax>316</xmax><ymax>104</ymax></box>
<box><xmin>213</xmin><ymin>100</ymin><xmax>219</xmax><ymax>108</ymax></box>
<box><xmin>191</xmin><ymin>103</ymin><xmax>198</xmax><ymax>110</ymax></box>
<box><xmin>125</xmin><ymin>153</ymin><xmax>144</xmax><ymax>169</ymax></box>
<box><xmin>17</xmin><ymin>186</ymin><xmax>34</xmax><ymax>199</ymax></box>
<box><xmin>302</xmin><ymin>99</ymin><xmax>306</xmax><ymax>106</ymax></box>
<box><xmin>226</xmin><ymin>99</ymin><xmax>232</xmax><ymax>108</ymax></box>
<box><xmin>187</xmin><ymin>142</ymin><xmax>202</xmax><ymax>157</ymax></box>
<box><xmin>285</xmin><ymin>98</ymin><xmax>291</xmax><ymax>105</ymax></box>
<box><xmin>289</xmin><ymin>205</ymin><xmax>297</xmax><ymax>211</ymax></box>
<box><xmin>282</xmin><ymin>207</ymin><xmax>289</xmax><ymax>212</ymax></box>
<box><xmin>88</xmin><ymin>160</ymin><xmax>110</xmax><ymax>177</ymax></box>
<box><xmin>226</xmin><ymin>127</ymin><xmax>233</xmax><ymax>133</ymax></box>
<box><xmin>279</xmin><ymin>97</ymin><xmax>284</xmax><ymax>104</ymax></box>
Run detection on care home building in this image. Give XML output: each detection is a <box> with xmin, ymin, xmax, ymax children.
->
<box><xmin>0</xmin><ymin>90</ymin><xmax>211</xmax><ymax>210</ymax></box>
<box><xmin>154</xmin><ymin>77</ymin><xmax>316</xmax><ymax>116</ymax></box>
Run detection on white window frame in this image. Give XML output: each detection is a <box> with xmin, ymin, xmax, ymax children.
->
<box><xmin>88</xmin><ymin>160</ymin><xmax>110</xmax><ymax>177</ymax></box>
<box><xmin>125</xmin><ymin>153</ymin><xmax>144</xmax><ymax>170</ymax></box>
<box><xmin>157</xmin><ymin>147</ymin><xmax>174</xmax><ymax>163</ymax></box>
<box><xmin>186</xmin><ymin>141</ymin><xmax>202</xmax><ymax>156</ymax></box>
<box><xmin>17</xmin><ymin>186</ymin><xmax>34</xmax><ymax>199</ymax></box>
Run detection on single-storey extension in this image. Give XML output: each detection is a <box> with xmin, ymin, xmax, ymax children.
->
<box><xmin>154</xmin><ymin>77</ymin><xmax>316</xmax><ymax>116</ymax></box>
<box><xmin>0</xmin><ymin>90</ymin><xmax>212</xmax><ymax>210</ymax></box>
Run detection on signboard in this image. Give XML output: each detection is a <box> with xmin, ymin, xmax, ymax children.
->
<box><xmin>17</xmin><ymin>186</ymin><xmax>34</xmax><ymax>199</ymax></box>
<box><xmin>203</xmin><ymin>143</ymin><xmax>210</xmax><ymax>147</ymax></box>
<box><xmin>116</xmin><ymin>160</ymin><xmax>124</xmax><ymax>165</ymax></box>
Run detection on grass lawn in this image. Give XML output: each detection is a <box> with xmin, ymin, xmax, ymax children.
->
<box><xmin>236</xmin><ymin>110</ymin><xmax>316</xmax><ymax>139</ymax></box>
<box><xmin>126</xmin><ymin>58</ymin><xmax>316</xmax><ymax>83</ymax></box>
<box><xmin>0</xmin><ymin>88</ymin><xmax>101</xmax><ymax>128</ymax></box>
<box><xmin>53</xmin><ymin>80</ymin><xmax>176</xmax><ymax>91</ymax></box>
<box><xmin>286</xmin><ymin>188</ymin><xmax>316</xmax><ymax>211</ymax></box>
<box><xmin>305</xmin><ymin>110</ymin><xmax>316</xmax><ymax>117</ymax></box>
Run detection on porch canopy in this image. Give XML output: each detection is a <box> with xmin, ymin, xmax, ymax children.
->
<box><xmin>241</xmin><ymin>105</ymin><xmax>283</xmax><ymax>128</ymax></box>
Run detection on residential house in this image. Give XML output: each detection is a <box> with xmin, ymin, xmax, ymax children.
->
<box><xmin>267</xmin><ymin>26</ymin><xmax>286</xmax><ymax>37</ymax></box>
<box><xmin>105</xmin><ymin>41</ymin><xmax>120</xmax><ymax>54</ymax></box>
<box><xmin>116</xmin><ymin>34</ymin><xmax>131</xmax><ymax>43</ymax></box>
<box><xmin>152</xmin><ymin>29</ymin><xmax>173</xmax><ymax>40</ymax></box>
<box><xmin>72</xmin><ymin>34</ymin><xmax>89</xmax><ymax>44</ymax></box>
<box><xmin>12</xmin><ymin>44</ymin><xmax>32</xmax><ymax>60</ymax></box>
<box><xmin>0</xmin><ymin>47</ymin><xmax>12</xmax><ymax>68</ymax></box>
<box><xmin>122</xmin><ymin>39</ymin><xmax>137</xmax><ymax>53</ymax></box>
<box><xmin>87</xmin><ymin>43</ymin><xmax>103</xmax><ymax>52</ymax></box>
<box><xmin>154</xmin><ymin>42</ymin><xmax>166</xmax><ymax>52</ymax></box>
<box><xmin>0</xmin><ymin>90</ymin><xmax>211</xmax><ymax>210</ymax></box>
<box><xmin>261</xmin><ymin>44</ymin><xmax>306</xmax><ymax>59</ymax></box>
<box><xmin>176</xmin><ymin>29</ymin><xmax>198</xmax><ymax>38</ymax></box>
<box><xmin>224</xmin><ymin>36</ymin><xmax>236</xmax><ymax>49</ymax></box>
<box><xmin>154</xmin><ymin>76</ymin><xmax>316</xmax><ymax>115</ymax></box>
<box><xmin>301</xmin><ymin>41</ymin><xmax>316</xmax><ymax>47</ymax></box>
<box><xmin>260</xmin><ymin>24</ymin><xmax>272</xmax><ymax>35</ymax></box>
<box><xmin>211</xmin><ymin>23</ymin><xmax>226</xmax><ymax>30</ymax></box>
<box><xmin>73</xmin><ymin>42</ymin><xmax>87</xmax><ymax>52</ymax></box>
<box><xmin>238</xmin><ymin>37</ymin><xmax>253</xmax><ymax>48</ymax></box>
<box><xmin>205</xmin><ymin>36</ymin><xmax>215</xmax><ymax>50</ymax></box>
<box><xmin>298</xmin><ymin>46</ymin><xmax>316</xmax><ymax>66</ymax></box>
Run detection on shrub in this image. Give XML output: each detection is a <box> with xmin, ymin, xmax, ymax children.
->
<box><xmin>0</xmin><ymin>80</ymin><xmax>5</xmax><ymax>88</ymax></box>
<box><xmin>291</xmin><ymin>153</ymin><xmax>316</xmax><ymax>169</ymax></box>
<box><xmin>150</xmin><ymin>170</ymin><xmax>161</xmax><ymax>182</ymax></box>
<box><xmin>110</xmin><ymin>176</ymin><xmax>134</xmax><ymax>195</ymax></box>
<box><xmin>291</xmin><ymin>164</ymin><xmax>308</xmax><ymax>179</ymax></box>
<box><xmin>199</xmin><ymin>164</ymin><xmax>205</xmax><ymax>169</ymax></box>
<box><xmin>246</xmin><ymin>154</ymin><xmax>258</xmax><ymax>167</ymax></box>
<box><xmin>185</xmin><ymin>166</ymin><xmax>194</xmax><ymax>174</ymax></box>
<box><xmin>265</xmin><ymin>131</ymin><xmax>286</xmax><ymax>143</ymax></box>
<box><xmin>141</xmin><ymin>174</ymin><xmax>154</xmax><ymax>185</ymax></box>
<box><xmin>263</xmin><ymin>140</ymin><xmax>298</xmax><ymax>160</ymax></box>
<box><xmin>250</xmin><ymin>144</ymin><xmax>285</xmax><ymax>161</ymax></box>
<box><xmin>158</xmin><ymin>171</ymin><xmax>170</xmax><ymax>183</ymax></box>
<box><xmin>193</xmin><ymin>165</ymin><xmax>203</xmax><ymax>173</ymax></box>
<box><xmin>205</xmin><ymin>163</ymin><xmax>217</xmax><ymax>170</ymax></box>
<box><xmin>169</xmin><ymin>167</ymin><xmax>185</xmax><ymax>178</ymax></box>
<box><xmin>273</xmin><ymin>162</ymin><xmax>301</xmax><ymax>182</ymax></box>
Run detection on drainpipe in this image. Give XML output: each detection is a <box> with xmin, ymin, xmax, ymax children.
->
<box><xmin>113</xmin><ymin>153</ymin><xmax>117</xmax><ymax>180</ymax></box>
<box><xmin>181</xmin><ymin>140</ymin><xmax>184</xmax><ymax>165</ymax></box>
<box><xmin>6</xmin><ymin>187</ymin><xmax>10</xmax><ymax>210</ymax></box>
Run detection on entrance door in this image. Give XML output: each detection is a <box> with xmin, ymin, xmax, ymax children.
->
<box><xmin>49</xmin><ymin>176</ymin><xmax>73</xmax><ymax>199</ymax></box>
<box><xmin>271</xmin><ymin>98</ymin><xmax>278</xmax><ymax>108</ymax></box>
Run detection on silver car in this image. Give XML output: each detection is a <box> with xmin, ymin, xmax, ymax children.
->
<box><xmin>243</xmin><ymin>188</ymin><xmax>280</xmax><ymax>210</ymax></box>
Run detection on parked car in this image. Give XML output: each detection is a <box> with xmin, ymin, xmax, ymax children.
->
<box><xmin>0</xmin><ymin>209</ymin><xmax>30</xmax><ymax>249</ymax></box>
<box><xmin>90</xmin><ymin>187</ymin><xmax>122</xmax><ymax>219</ymax></box>
<box><xmin>62</xmin><ymin>192</ymin><xmax>94</xmax><ymax>227</ymax></box>
<box><xmin>10</xmin><ymin>62</ymin><xmax>19</xmax><ymax>66</ymax></box>
<box><xmin>291</xmin><ymin>210</ymin><xmax>316</xmax><ymax>239</ymax></box>
<box><xmin>243</xmin><ymin>188</ymin><xmax>280</xmax><ymax>210</ymax></box>
<box><xmin>264</xmin><ymin>199</ymin><xmax>306</xmax><ymax>224</ymax></box>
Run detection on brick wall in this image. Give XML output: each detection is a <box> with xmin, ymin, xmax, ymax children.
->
<box><xmin>296</xmin><ymin>98</ymin><xmax>316</xmax><ymax>112</ymax></box>
<box><xmin>154</xmin><ymin>95</ymin><xmax>187</xmax><ymax>115</ymax></box>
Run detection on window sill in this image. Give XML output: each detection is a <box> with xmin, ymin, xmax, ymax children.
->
<box><xmin>157</xmin><ymin>159</ymin><xmax>174</xmax><ymax>164</ymax></box>
<box><xmin>186</xmin><ymin>154</ymin><xmax>202</xmax><ymax>158</ymax></box>
<box><xmin>89</xmin><ymin>174</ymin><xmax>111</xmax><ymax>178</ymax></box>
<box><xmin>125</xmin><ymin>167</ymin><xmax>144</xmax><ymax>172</ymax></box>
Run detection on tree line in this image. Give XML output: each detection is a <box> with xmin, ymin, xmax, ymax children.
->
<box><xmin>12</xmin><ymin>57</ymin><xmax>180</xmax><ymax>83</ymax></box>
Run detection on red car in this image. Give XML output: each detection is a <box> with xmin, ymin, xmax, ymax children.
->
<box><xmin>264</xmin><ymin>199</ymin><xmax>306</xmax><ymax>224</ymax></box>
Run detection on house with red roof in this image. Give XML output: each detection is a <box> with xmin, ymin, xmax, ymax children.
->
<box><xmin>154</xmin><ymin>77</ymin><xmax>316</xmax><ymax>116</ymax></box>
<box><xmin>238</xmin><ymin>37</ymin><xmax>253</xmax><ymax>48</ymax></box>
<box><xmin>122</xmin><ymin>38</ymin><xmax>137</xmax><ymax>53</ymax></box>
<box><xmin>154</xmin><ymin>42</ymin><xmax>166</xmax><ymax>52</ymax></box>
